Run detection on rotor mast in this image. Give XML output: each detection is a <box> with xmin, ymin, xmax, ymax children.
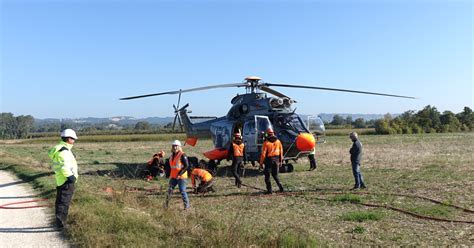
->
<box><xmin>244</xmin><ymin>76</ymin><xmax>262</xmax><ymax>93</ymax></box>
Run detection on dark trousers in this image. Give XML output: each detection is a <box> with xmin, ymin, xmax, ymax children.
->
<box><xmin>308</xmin><ymin>154</ymin><xmax>317</xmax><ymax>170</ymax></box>
<box><xmin>197</xmin><ymin>178</ymin><xmax>215</xmax><ymax>193</ymax></box>
<box><xmin>351</xmin><ymin>162</ymin><xmax>366</xmax><ymax>188</ymax></box>
<box><xmin>231</xmin><ymin>156</ymin><xmax>243</xmax><ymax>185</ymax></box>
<box><xmin>55</xmin><ymin>182</ymin><xmax>75</xmax><ymax>228</ymax></box>
<box><xmin>263</xmin><ymin>156</ymin><xmax>283</xmax><ymax>193</ymax></box>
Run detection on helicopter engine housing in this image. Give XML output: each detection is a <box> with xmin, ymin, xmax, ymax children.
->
<box><xmin>269</xmin><ymin>97</ymin><xmax>284</xmax><ymax>108</ymax></box>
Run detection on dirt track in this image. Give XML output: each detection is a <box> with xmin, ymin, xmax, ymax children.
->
<box><xmin>0</xmin><ymin>170</ymin><xmax>68</xmax><ymax>248</ymax></box>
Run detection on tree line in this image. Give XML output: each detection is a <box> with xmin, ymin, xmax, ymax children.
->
<box><xmin>0</xmin><ymin>113</ymin><xmax>35</xmax><ymax>139</ymax></box>
<box><xmin>1</xmin><ymin>105</ymin><xmax>472</xmax><ymax>139</ymax></box>
<box><xmin>373</xmin><ymin>106</ymin><xmax>473</xmax><ymax>134</ymax></box>
<box><xmin>327</xmin><ymin>105</ymin><xmax>473</xmax><ymax>134</ymax></box>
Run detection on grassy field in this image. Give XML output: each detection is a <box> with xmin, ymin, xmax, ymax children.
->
<box><xmin>0</xmin><ymin>133</ymin><xmax>473</xmax><ymax>246</ymax></box>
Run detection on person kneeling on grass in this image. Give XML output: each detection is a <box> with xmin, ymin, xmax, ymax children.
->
<box><xmin>191</xmin><ymin>160</ymin><xmax>215</xmax><ymax>193</ymax></box>
<box><xmin>145</xmin><ymin>150</ymin><xmax>166</xmax><ymax>181</ymax></box>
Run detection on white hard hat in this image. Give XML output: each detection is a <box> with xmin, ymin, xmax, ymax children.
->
<box><xmin>171</xmin><ymin>140</ymin><xmax>181</xmax><ymax>146</ymax></box>
<box><xmin>61</xmin><ymin>129</ymin><xmax>78</xmax><ymax>140</ymax></box>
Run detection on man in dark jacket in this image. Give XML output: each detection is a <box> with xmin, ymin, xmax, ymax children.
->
<box><xmin>349</xmin><ymin>132</ymin><xmax>366</xmax><ymax>190</ymax></box>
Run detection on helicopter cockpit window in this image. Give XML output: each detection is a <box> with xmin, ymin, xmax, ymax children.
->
<box><xmin>256</xmin><ymin>118</ymin><xmax>272</xmax><ymax>134</ymax></box>
<box><xmin>275</xmin><ymin>114</ymin><xmax>309</xmax><ymax>133</ymax></box>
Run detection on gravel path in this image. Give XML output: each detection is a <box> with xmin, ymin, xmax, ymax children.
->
<box><xmin>0</xmin><ymin>170</ymin><xmax>68</xmax><ymax>248</ymax></box>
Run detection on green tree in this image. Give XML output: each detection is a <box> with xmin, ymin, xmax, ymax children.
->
<box><xmin>353</xmin><ymin>118</ymin><xmax>366</xmax><ymax>128</ymax></box>
<box><xmin>345</xmin><ymin>116</ymin><xmax>353</xmax><ymax>127</ymax></box>
<box><xmin>440</xmin><ymin>111</ymin><xmax>461</xmax><ymax>132</ymax></box>
<box><xmin>15</xmin><ymin>115</ymin><xmax>34</xmax><ymax>138</ymax></box>
<box><xmin>374</xmin><ymin>119</ymin><xmax>390</xmax><ymax>134</ymax></box>
<box><xmin>134</xmin><ymin>121</ymin><xmax>150</xmax><ymax>130</ymax></box>
<box><xmin>456</xmin><ymin>107</ymin><xmax>474</xmax><ymax>131</ymax></box>
<box><xmin>0</xmin><ymin>113</ymin><xmax>15</xmax><ymax>139</ymax></box>
<box><xmin>0</xmin><ymin>113</ymin><xmax>35</xmax><ymax>139</ymax></box>
<box><xmin>416</xmin><ymin>105</ymin><xmax>441</xmax><ymax>133</ymax></box>
<box><xmin>330</xmin><ymin>115</ymin><xmax>345</xmax><ymax>126</ymax></box>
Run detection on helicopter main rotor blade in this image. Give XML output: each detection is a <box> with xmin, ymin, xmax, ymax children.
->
<box><xmin>259</xmin><ymin>86</ymin><xmax>289</xmax><ymax>98</ymax></box>
<box><xmin>264</xmin><ymin>83</ymin><xmax>416</xmax><ymax>99</ymax></box>
<box><xmin>177</xmin><ymin>91</ymin><xmax>182</xmax><ymax>109</ymax></box>
<box><xmin>120</xmin><ymin>83</ymin><xmax>247</xmax><ymax>100</ymax></box>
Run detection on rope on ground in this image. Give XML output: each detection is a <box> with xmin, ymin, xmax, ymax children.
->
<box><xmin>120</xmin><ymin>183</ymin><xmax>474</xmax><ymax>224</ymax></box>
<box><xmin>0</xmin><ymin>198</ymin><xmax>50</xmax><ymax>209</ymax></box>
<box><xmin>240</xmin><ymin>183</ymin><xmax>474</xmax><ymax>224</ymax></box>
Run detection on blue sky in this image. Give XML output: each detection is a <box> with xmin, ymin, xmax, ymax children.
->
<box><xmin>1</xmin><ymin>0</ymin><xmax>472</xmax><ymax>118</ymax></box>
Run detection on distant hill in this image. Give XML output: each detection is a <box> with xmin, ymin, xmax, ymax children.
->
<box><xmin>35</xmin><ymin>116</ymin><xmax>175</xmax><ymax>125</ymax></box>
<box><xmin>35</xmin><ymin>114</ymin><xmax>392</xmax><ymax>126</ymax></box>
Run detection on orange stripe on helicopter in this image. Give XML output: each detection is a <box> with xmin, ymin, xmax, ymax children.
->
<box><xmin>186</xmin><ymin>137</ymin><xmax>198</xmax><ymax>146</ymax></box>
<box><xmin>203</xmin><ymin>148</ymin><xmax>228</xmax><ymax>160</ymax></box>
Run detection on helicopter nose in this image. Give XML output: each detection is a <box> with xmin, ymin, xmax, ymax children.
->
<box><xmin>295</xmin><ymin>133</ymin><xmax>316</xmax><ymax>151</ymax></box>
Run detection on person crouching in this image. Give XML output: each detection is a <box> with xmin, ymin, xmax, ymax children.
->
<box><xmin>191</xmin><ymin>160</ymin><xmax>215</xmax><ymax>194</ymax></box>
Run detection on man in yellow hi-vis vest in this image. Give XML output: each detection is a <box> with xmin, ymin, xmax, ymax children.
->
<box><xmin>48</xmin><ymin>129</ymin><xmax>79</xmax><ymax>229</ymax></box>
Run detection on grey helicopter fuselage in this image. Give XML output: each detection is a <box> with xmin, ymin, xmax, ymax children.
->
<box><xmin>178</xmin><ymin>92</ymin><xmax>317</xmax><ymax>162</ymax></box>
<box><xmin>120</xmin><ymin>76</ymin><xmax>413</xmax><ymax>166</ymax></box>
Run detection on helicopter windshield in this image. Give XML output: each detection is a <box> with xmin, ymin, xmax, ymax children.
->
<box><xmin>275</xmin><ymin>114</ymin><xmax>309</xmax><ymax>133</ymax></box>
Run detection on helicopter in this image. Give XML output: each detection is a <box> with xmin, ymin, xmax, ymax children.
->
<box><xmin>121</xmin><ymin>76</ymin><xmax>414</xmax><ymax>172</ymax></box>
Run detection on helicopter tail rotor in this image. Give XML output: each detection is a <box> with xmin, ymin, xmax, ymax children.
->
<box><xmin>172</xmin><ymin>91</ymin><xmax>184</xmax><ymax>131</ymax></box>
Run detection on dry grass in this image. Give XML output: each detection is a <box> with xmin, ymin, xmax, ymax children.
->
<box><xmin>0</xmin><ymin>132</ymin><xmax>473</xmax><ymax>246</ymax></box>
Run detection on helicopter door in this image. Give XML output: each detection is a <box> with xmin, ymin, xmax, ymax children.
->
<box><xmin>307</xmin><ymin>115</ymin><xmax>326</xmax><ymax>144</ymax></box>
<box><xmin>255</xmin><ymin>115</ymin><xmax>273</xmax><ymax>149</ymax></box>
<box><xmin>242</xmin><ymin>115</ymin><xmax>272</xmax><ymax>158</ymax></box>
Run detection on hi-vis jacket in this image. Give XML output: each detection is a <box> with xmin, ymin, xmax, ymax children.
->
<box><xmin>169</xmin><ymin>151</ymin><xmax>188</xmax><ymax>179</ymax></box>
<box><xmin>191</xmin><ymin>168</ymin><xmax>213</xmax><ymax>187</ymax></box>
<box><xmin>260</xmin><ymin>139</ymin><xmax>283</xmax><ymax>165</ymax></box>
<box><xmin>232</xmin><ymin>142</ymin><xmax>245</xmax><ymax>157</ymax></box>
<box><xmin>48</xmin><ymin>141</ymin><xmax>78</xmax><ymax>186</ymax></box>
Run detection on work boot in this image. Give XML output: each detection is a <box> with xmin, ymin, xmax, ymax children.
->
<box><xmin>264</xmin><ymin>191</ymin><xmax>273</xmax><ymax>195</ymax></box>
<box><xmin>164</xmin><ymin>189</ymin><xmax>172</xmax><ymax>209</ymax></box>
<box><xmin>278</xmin><ymin>187</ymin><xmax>284</xmax><ymax>193</ymax></box>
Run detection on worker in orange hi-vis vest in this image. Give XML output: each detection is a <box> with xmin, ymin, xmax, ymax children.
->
<box><xmin>164</xmin><ymin>140</ymin><xmax>190</xmax><ymax>210</ymax></box>
<box><xmin>190</xmin><ymin>160</ymin><xmax>215</xmax><ymax>193</ymax></box>
<box><xmin>228</xmin><ymin>132</ymin><xmax>245</xmax><ymax>188</ymax></box>
<box><xmin>259</xmin><ymin>128</ymin><xmax>284</xmax><ymax>194</ymax></box>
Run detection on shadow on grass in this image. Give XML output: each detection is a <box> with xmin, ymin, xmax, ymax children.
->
<box><xmin>81</xmin><ymin>162</ymin><xmax>147</xmax><ymax>179</ymax></box>
<box><xmin>0</xmin><ymin>171</ymin><xmax>54</xmax><ymax>189</ymax></box>
<box><xmin>147</xmin><ymin>186</ymin><xmax>349</xmax><ymax>199</ymax></box>
<box><xmin>214</xmin><ymin>166</ymin><xmax>263</xmax><ymax>178</ymax></box>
